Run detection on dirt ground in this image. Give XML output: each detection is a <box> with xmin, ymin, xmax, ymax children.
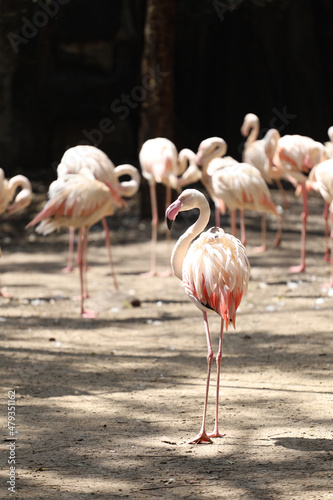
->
<box><xmin>0</xmin><ymin>188</ymin><xmax>332</xmax><ymax>499</ymax></box>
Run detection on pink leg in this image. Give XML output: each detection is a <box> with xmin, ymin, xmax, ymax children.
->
<box><xmin>77</xmin><ymin>228</ymin><xmax>96</xmax><ymax>318</ymax></box>
<box><xmin>62</xmin><ymin>227</ymin><xmax>75</xmax><ymax>273</ymax></box>
<box><xmin>157</xmin><ymin>186</ymin><xmax>173</xmax><ymax>277</ymax></box>
<box><xmin>323</xmin><ymin>202</ymin><xmax>330</xmax><ymax>262</ymax></box>
<box><xmin>289</xmin><ymin>182</ymin><xmax>307</xmax><ymax>273</ymax></box>
<box><xmin>254</xmin><ymin>214</ymin><xmax>267</xmax><ymax>253</ymax></box>
<box><xmin>101</xmin><ymin>218</ymin><xmax>119</xmax><ymax>291</ymax></box>
<box><xmin>141</xmin><ymin>182</ymin><xmax>158</xmax><ymax>277</ymax></box>
<box><xmin>230</xmin><ymin>210</ymin><xmax>237</xmax><ymax>237</ymax></box>
<box><xmin>188</xmin><ymin>311</ymin><xmax>214</xmax><ymax>444</ymax></box>
<box><xmin>207</xmin><ymin>318</ymin><xmax>226</xmax><ymax>439</ymax></box>
<box><xmin>240</xmin><ymin>209</ymin><xmax>246</xmax><ymax>246</ymax></box>
<box><xmin>276</xmin><ymin>178</ymin><xmax>289</xmax><ymax>210</ymax></box>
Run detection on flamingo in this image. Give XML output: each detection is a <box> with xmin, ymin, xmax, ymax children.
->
<box><xmin>56</xmin><ymin>145</ymin><xmax>140</xmax><ymax>290</ymax></box>
<box><xmin>26</xmin><ymin>169</ymin><xmax>123</xmax><ymax>318</ymax></box>
<box><xmin>0</xmin><ymin>169</ymin><xmax>32</xmax><ymax>296</ymax></box>
<box><xmin>196</xmin><ymin>137</ymin><xmax>282</xmax><ymax>251</ymax></box>
<box><xmin>241</xmin><ymin>113</ymin><xmax>287</xmax><ymax>208</ymax></box>
<box><xmin>166</xmin><ymin>188</ymin><xmax>250</xmax><ymax>443</ymax></box>
<box><xmin>305</xmin><ymin>159</ymin><xmax>333</xmax><ymax>285</ymax></box>
<box><xmin>139</xmin><ymin>138</ymin><xmax>201</xmax><ymax>276</ymax></box>
<box><xmin>272</xmin><ymin>134</ymin><xmax>325</xmax><ymax>273</ymax></box>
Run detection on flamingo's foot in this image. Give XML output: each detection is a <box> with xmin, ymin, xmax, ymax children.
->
<box><xmin>253</xmin><ymin>245</ymin><xmax>267</xmax><ymax>253</ymax></box>
<box><xmin>324</xmin><ymin>251</ymin><xmax>330</xmax><ymax>263</ymax></box>
<box><xmin>61</xmin><ymin>266</ymin><xmax>74</xmax><ymax>274</ymax></box>
<box><xmin>321</xmin><ymin>281</ymin><xmax>333</xmax><ymax>289</ymax></box>
<box><xmin>0</xmin><ymin>290</ymin><xmax>12</xmax><ymax>298</ymax></box>
<box><xmin>74</xmin><ymin>293</ymin><xmax>89</xmax><ymax>301</ymax></box>
<box><xmin>157</xmin><ymin>268</ymin><xmax>173</xmax><ymax>277</ymax></box>
<box><xmin>140</xmin><ymin>270</ymin><xmax>157</xmax><ymax>278</ymax></box>
<box><xmin>207</xmin><ymin>430</ymin><xmax>226</xmax><ymax>439</ymax></box>
<box><xmin>289</xmin><ymin>264</ymin><xmax>306</xmax><ymax>274</ymax></box>
<box><xmin>81</xmin><ymin>309</ymin><xmax>96</xmax><ymax>319</ymax></box>
<box><xmin>188</xmin><ymin>430</ymin><xmax>213</xmax><ymax>444</ymax></box>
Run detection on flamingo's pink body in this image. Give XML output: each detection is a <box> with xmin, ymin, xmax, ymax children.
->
<box><xmin>139</xmin><ymin>138</ymin><xmax>201</xmax><ymax>276</ymax></box>
<box><xmin>0</xmin><ymin>169</ymin><xmax>32</xmax><ymax>296</ymax></box>
<box><xmin>26</xmin><ymin>170</ymin><xmax>121</xmax><ymax>318</ymax></box>
<box><xmin>56</xmin><ymin>145</ymin><xmax>140</xmax><ymax>288</ymax></box>
<box><xmin>273</xmin><ymin>134</ymin><xmax>325</xmax><ymax>273</ymax></box>
<box><xmin>166</xmin><ymin>189</ymin><xmax>250</xmax><ymax>443</ymax></box>
<box><xmin>197</xmin><ymin>137</ymin><xmax>282</xmax><ymax>250</ymax></box>
<box><xmin>306</xmin><ymin>159</ymin><xmax>333</xmax><ymax>286</ymax></box>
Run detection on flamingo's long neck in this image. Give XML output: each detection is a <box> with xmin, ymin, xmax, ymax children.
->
<box><xmin>171</xmin><ymin>197</ymin><xmax>210</xmax><ymax>280</ymax></box>
<box><xmin>200</xmin><ymin>142</ymin><xmax>227</xmax><ymax>201</ymax></box>
<box><xmin>244</xmin><ymin>121</ymin><xmax>259</xmax><ymax>148</ymax></box>
<box><xmin>114</xmin><ymin>164</ymin><xmax>140</xmax><ymax>197</ymax></box>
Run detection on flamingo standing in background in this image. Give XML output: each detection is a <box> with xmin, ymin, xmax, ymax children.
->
<box><xmin>139</xmin><ymin>138</ymin><xmax>201</xmax><ymax>276</ymax></box>
<box><xmin>241</xmin><ymin>113</ymin><xmax>287</xmax><ymax>208</ymax></box>
<box><xmin>305</xmin><ymin>159</ymin><xmax>333</xmax><ymax>284</ymax></box>
<box><xmin>56</xmin><ymin>145</ymin><xmax>140</xmax><ymax>290</ymax></box>
<box><xmin>166</xmin><ymin>189</ymin><xmax>250</xmax><ymax>443</ymax></box>
<box><xmin>272</xmin><ymin>134</ymin><xmax>325</xmax><ymax>273</ymax></box>
<box><xmin>26</xmin><ymin>169</ymin><xmax>124</xmax><ymax>318</ymax></box>
<box><xmin>196</xmin><ymin>137</ymin><xmax>282</xmax><ymax>251</ymax></box>
<box><xmin>0</xmin><ymin>169</ymin><xmax>33</xmax><ymax>296</ymax></box>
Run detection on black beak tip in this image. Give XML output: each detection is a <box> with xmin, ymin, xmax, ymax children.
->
<box><xmin>166</xmin><ymin>217</ymin><xmax>173</xmax><ymax>230</ymax></box>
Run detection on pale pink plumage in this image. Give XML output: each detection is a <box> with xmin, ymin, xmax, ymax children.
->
<box><xmin>166</xmin><ymin>189</ymin><xmax>250</xmax><ymax>444</ymax></box>
<box><xmin>273</xmin><ymin>134</ymin><xmax>325</xmax><ymax>273</ymax></box>
<box><xmin>139</xmin><ymin>138</ymin><xmax>201</xmax><ymax>276</ymax></box>
<box><xmin>306</xmin><ymin>159</ymin><xmax>333</xmax><ymax>284</ymax></box>
<box><xmin>197</xmin><ymin>137</ymin><xmax>282</xmax><ymax>250</ymax></box>
<box><xmin>56</xmin><ymin>145</ymin><xmax>140</xmax><ymax>286</ymax></box>
<box><xmin>26</xmin><ymin>170</ymin><xmax>121</xmax><ymax>318</ymax></box>
<box><xmin>0</xmin><ymin>169</ymin><xmax>32</xmax><ymax>296</ymax></box>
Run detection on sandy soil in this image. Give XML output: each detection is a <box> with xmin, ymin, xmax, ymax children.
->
<box><xmin>0</xmin><ymin>189</ymin><xmax>332</xmax><ymax>499</ymax></box>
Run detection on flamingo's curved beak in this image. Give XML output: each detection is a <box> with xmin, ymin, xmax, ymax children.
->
<box><xmin>165</xmin><ymin>199</ymin><xmax>182</xmax><ymax>230</ymax></box>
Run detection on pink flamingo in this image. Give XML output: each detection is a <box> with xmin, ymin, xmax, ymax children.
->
<box><xmin>272</xmin><ymin>134</ymin><xmax>325</xmax><ymax>273</ymax></box>
<box><xmin>241</xmin><ymin>113</ymin><xmax>287</xmax><ymax>208</ymax></box>
<box><xmin>57</xmin><ymin>145</ymin><xmax>140</xmax><ymax>289</ymax></box>
<box><xmin>305</xmin><ymin>159</ymin><xmax>333</xmax><ymax>285</ymax></box>
<box><xmin>196</xmin><ymin>137</ymin><xmax>282</xmax><ymax>251</ymax></box>
<box><xmin>166</xmin><ymin>189</ymin><xmax>250</xmax><ymax>443</ymax></box>
<box><xmin>139</xmin><ymin>138</ymin><xmax>201</xmax><ymax>276</ymax></box>
<box><xmin>0</xmin><ymin>169</ymin><xmax>32</xmax><ymax>296</ymax></box>
<box><xmin>26</xmin><ymin>170</ymin><xmax>123</xmax><ymax>318</ymax></box>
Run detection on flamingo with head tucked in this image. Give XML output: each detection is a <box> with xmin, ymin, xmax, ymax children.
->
<box><xmin>166</xmin><ymin>188</ymin><xmax>250</xmax><ymax>443</ymax></box>
<box><xmin>273</xmin><ymin>134</ymin><xmax>325</xmax><ymax>273</ymax></box>
<box><xmin>26</xmin><ymin>169</ymin><xmax>125</xmax><ymax>318</ymax></box>
<box><xmin>56</xmin><ymin>145</ymin><xmax>140</xmax><ymax>289</ymax></box>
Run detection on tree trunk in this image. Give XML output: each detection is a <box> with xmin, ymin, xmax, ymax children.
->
<box><xmin>139</xmin><ymin>0</ymin><xmax>176</xmax><ymax>146</ymax></box>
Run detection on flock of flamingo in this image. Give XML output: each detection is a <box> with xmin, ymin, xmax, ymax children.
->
<box><xmin>2</xmin><ymin>113</ymin><xmax>333</xmax><ymax>443</ymax></box>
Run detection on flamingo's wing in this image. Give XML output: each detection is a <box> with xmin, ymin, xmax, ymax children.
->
<box><xmin>182</xmin><ymin>228</ymin><xmax>250</xmax><ymax>329</ymax></box>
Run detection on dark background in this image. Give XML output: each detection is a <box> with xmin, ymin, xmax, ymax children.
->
<box><xmin>1</xmin><ymin>0</ymin><xmax>332</xmax><ymax>188</ymax></box>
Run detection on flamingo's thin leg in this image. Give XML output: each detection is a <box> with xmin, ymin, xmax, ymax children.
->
<box><xmin>208</xmin><ymin>318</ymin><xmax>226</xmax><ymax>439</ymax></box>
<box><xmin>188</xmin><ymin>311</ymin><xmax>214</xmax><ymax>444</ymax></box>
<box><xmin>289</xmin><ymin>182</ymin><xmax>307</xmax><ymax>273</ymax></box>
<box><xmin>101</xmin><ymin>217</ymin><xmax>119</xmax><ymax>291</ymax></box>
